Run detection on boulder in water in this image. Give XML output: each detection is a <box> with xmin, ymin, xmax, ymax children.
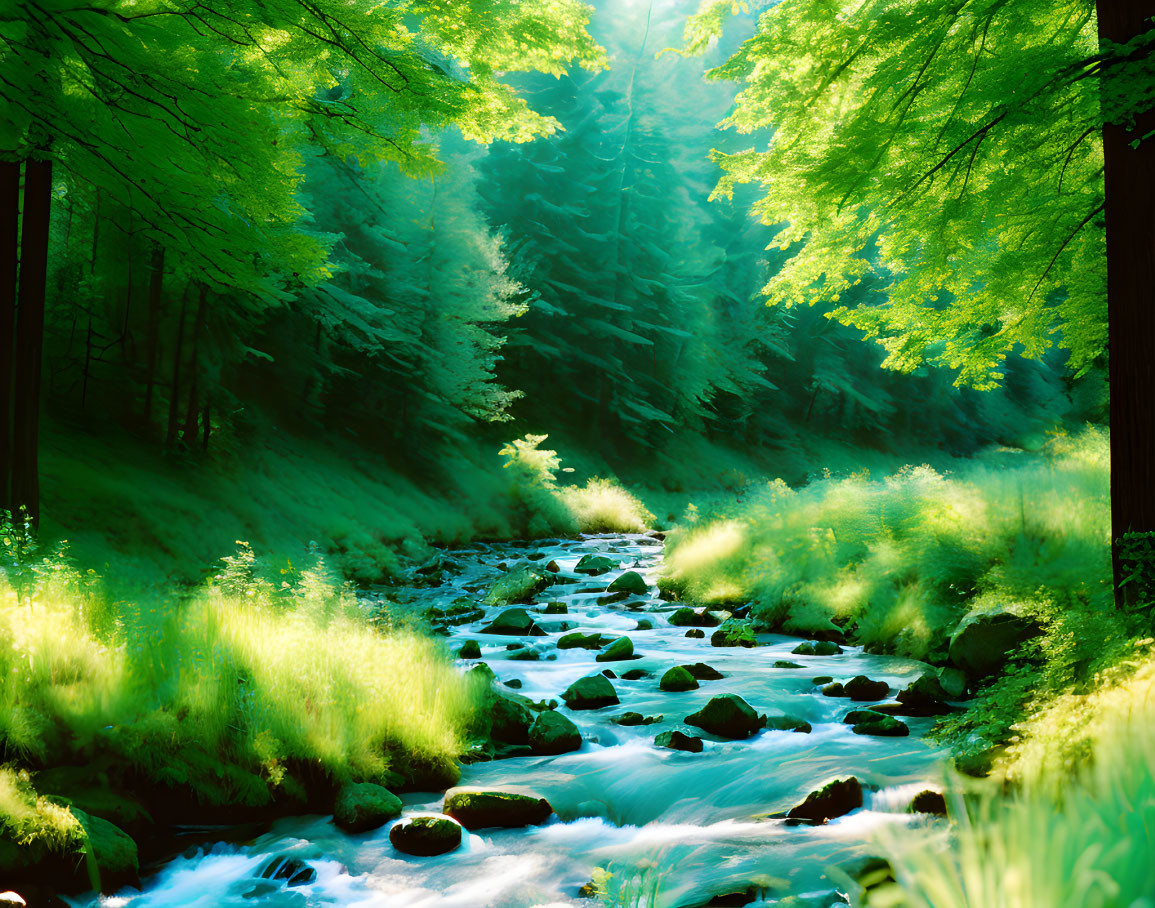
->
<box><xmin>792</xmin><ymin>640</ymin><xmax>843</xmax><ymax>656</ymax></box>
<box><xmin>575</xmin><ymin>554</ymin><xmax>616</xmax><ymax>575</ymax></box>
<box><xmin>333</xmin><ymin>782</ymin><xmax>403</xmax><ymax>833</ymax></box>
<box><xmin>822</xmin><ymin>682</ymin><xmax>846</xmax><ymax>697</ymax></box>
<box><xmin>764</xmin><ymin>714</ymin><xmax>812</xmax><ymax>734</ymax></box>
<box><xmin>851</xmin><ymin>714</ymin><xmax>909</xmax><ymax>737</ymax></box>
<box><xmin>595</xmin><ymin>636</ymin><xmax>635</xmax><ymax>662</ymax></box>
<box><xmin>485</xmin><ymin>567</ymin><xmax>551</xmax><ymax>606</ymax></box>
<box><xmin>558</xmin><ymin>632</ymin><xmax>605</xmax><ymax>650</ymax></box>
<box><xmin>655</xmin><ymin>730</ymin><xmax>703</xmax><ymax>753</ymax></box>
<box><xmin>659</xmin><ymin>666</ymin><xmax>698</xmax><ymax>692</ymax></box>
<box><xmin>610</xmin><ymin>712</ymin><xmax>661</xmax><ymax>726</ymax></box>
<box><xmin>389</xmin><ymin>816</ymin><xmax>463</xmax><ymax>856</ymax></box>
<box><xmin>257</xmin><ymin>854</ymin><xmax>316</xmax><ymax>886</ymax></box>
<box><xmin>542</xmin><ymin>601</ymin><xmax>568</xmax><ymax>614</ymax></box>
<box><xmin>457</xmin><ymin>640</ymin><xmax>481</xmax><ymax>660</ymax></box>
<box><xmin>686</xmin><ymin>662</ymin><xmax>724</xmax><ymax>680</ymax></box>
<box><xmin>685</xmin><ymin>694</ymin><xmax>765</xmax><ymax>739</ymax></box>
<box><xmin>561</xmin><ymin>674</ymin><xmax>619</xmax><ymax>710</ymax></box>
<box><xmin>621</xmin><ymin>668</ymin><xmax>651</xmax><ymax>680</ymax></box>
<box><xmin>909</xmin><ymin>790</ymin><xmax>948</xmax><ymax>816</ymax></box>
<box><xmin>443</xmin><ymin>790</ymin><xmax>553</xmax><ymax>829</ymax></box>
<box><xmin>490</xmin><ymin>694</ymin><xmax>534</xmax><ymax>744</ymax></box>
<box><xmin>786</xmin><ymin>777</ymin><xmax>863</xmax><ymax>823</ymax></box>
<box><xmin>481</xmin><ymin>607</ymin><xmax>542</xmax><ymax>636</ymax></box>
<box><xmin>669</xmin><ymin>607</ymin><xmax>721</xmax><ymax>628</ymax></box>
<box><xmin>685</xmin><ymin>628</ymin><xmax>705</xmax><ymax>638</ymax></box>
<box><xmin>529</xmin><ymin>710</ymin><xmax>582</xmax><ymax>755</ymax></box>
<box><xmin>773</xmin><ymin>661</ymin><xmax>804</xmax><ymax>669</ymax></box>
<box><xmin>635</xmin><ymin>618</ymin><xmax>654</xmax><ymax>630</ymax></box>
<box><xmin>608</xmin><ymin>571</ymin><xmax>649</xmax><ymax>595</ymax></box>
<box><xmin>844</xmin><ymin>675</ymin><xmax>890</xmax><ymax>701</ymax></box>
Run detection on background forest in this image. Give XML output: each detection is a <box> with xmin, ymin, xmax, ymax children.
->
<box><xmin>15</xmin><ymin>0</ymin><xmax>1102</xmax><ymax>580</ymax></box>
<box><xmin>1</xmin><ymin>0</ymin><xmax>1147</xmax><ymax>906</ymax></box>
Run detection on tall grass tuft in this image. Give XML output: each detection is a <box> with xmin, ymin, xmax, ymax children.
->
<box><xmin>881</xmin><ymin>655</ymin><xmax>1155</xmax><ymax>908</ymax></box>
<box><xmin>0</xmin><ymin>542</ymin><xmax>485</xmax><ymax>820</ymax></box>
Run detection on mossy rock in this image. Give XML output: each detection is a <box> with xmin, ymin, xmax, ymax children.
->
<box><xmin>710</xmin><ymin>620</ymin><xmax>757</xmax><ymax>648</ymax></box>
<box><xmin>561</xmin><ymin>674</ymin><xmax>619</xmax><ymax>710</ymax></box>
<box><xmin>528</xmin><ymin>710</ymin><xmax>582</xmax><ymax>755</ymax></box>
<box><xmin>685</xmin><ymin>628</ymin><xmax>705</xmax><ymax>638</ymax></box>
<box><xmin>485</xmin><ymin>567</ymin><xmax>551</xmax><ymax>606</ymax></box>
<box><xmin>792</xmin><ymin>640</ymin><xmax>843</xmax><ymax>656</ymax></box>
<box><xmin>822</xmin><ymin>682</ymin><xmax>846</xmax><ymax>697</ymax></box>
<box><xmin>443</xmin><ymin>790</ymin><xmax>553</xmax><ymax>829</ymax></box>
<box><xmin>786</xmin><ymin>778</ymin><xmax>863</xmax><ymax>823</ymax></box>
<box><xmin>490</xmin><ymin>695</ymin><xmax>534</xmax><ymax>745</ymax></box>
<box><xmin>948</xmin><ymin>605</ymin><xmax>1040</xmax><ymax>677</ymax></box>
<box><xmin>558</xmin><ymin>632</ymin><xmax>606</xmax><ymax>650</ymax></box>
<box><xmin>333</xmin><ymin>782</ymin><xmax>402</xmax><ymax>833</ymax></box>
<box><xmin>610</xmin><ymin>712</ymin><xmax>661</xmax><ymax>726</ymax></box>
<box><xmin>595</xmin><ymin>636</ymin><xmax>634</xmax><ymax>662</ymax></box>
<box><xmin>764</xmin><ymin>714</ymin><xmax>812</xmax><ymax>734</ymax></box>
<box><xmin>635</xmin><ymin>618</ymin><xmax>654</xmax><ymax>630</ymax></box>
<box><xmin>389</xmin><ymin>816</ymin><xmax>463</xmax><ymax>856</ymax></box>
<box><xmin>844</xmin><ymin>676</ymin><xmax>890</xmax><ymax>701</ymax></box>
<box><xmin>659</xmin><ymin>666</ymin><xmax>698</xmax><ymax>692</ymax></box>
<box><xmin>481</xmin><ymin>607</ymin><xmax>543</xmax><ymax>636</ymax></box>
<box><xmin>669</xmin><ymin>607</ymin><xmax>720</xmax><ymax>628</ymax></box>
<box><xmin>607</xmin><ymin>571</ymin><xmax>648</xmax><ymax>595</ymax></box>
<box><xmin>773</xmin><ymin>661</ymin><xmax>804</xmax><ymax>669</ymax></box>
<box><xmin>574</xmin><ymin>554</ymin><xmax>616</xmax><ymax>576</ymax></box>
<box><xmin>909</xmin><ymin>790</ymin><xmax>948</xmax><ymax>816</ymax></box>
<box><xmin>851</xmin><ymin>715</ymin><xmax>909</xmax><ymax>737</ymax></box>
<box><xmin>542</xmin><ymin>602</ymin><xmax>568</xmax><ymax>614</ymax></box>
<box><xmin>654</xmin><ymin>730</ymin><xmax>703</xmax><ymax>753</ymax></box>
<box><xmin>685</xmin><ymin>662</ymin><xmax>723</xmax><ymax>680</ymax></box>
<box><xmin>74</xmin><ymin>810</ymin><xmax>139</xmax><ymax>893</ymax></box>
<box><xmin>685</xmin><ymin>694</ymin><xmax>765</xmax><ymax>739</ymax></box>
<box><xmin>458</xmin><ymin>640</ymin><xmax>482</xmax><ymax>660</ymax></box>
<box><xmin>843</xmin><ymin>709</ymin><xmax>886</xmax><ymax>725</ymax></box>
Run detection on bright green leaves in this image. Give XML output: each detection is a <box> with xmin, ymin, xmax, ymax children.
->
<box><xmin>687</xmin><ymin>0</ymin><xmax>1111</xmax><ymax>388</ymax></box>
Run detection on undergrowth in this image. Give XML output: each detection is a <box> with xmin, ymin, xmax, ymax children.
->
<box><xmin>0</xmin><ymin>540</ymin><xmax>485</xmax><ymax>843</ymax></box>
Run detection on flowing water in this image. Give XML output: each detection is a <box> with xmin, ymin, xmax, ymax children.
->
<box><xmin>73</xmin><ymin>534</ymin><xmax>950</xmax><ymax>908</ymax></box>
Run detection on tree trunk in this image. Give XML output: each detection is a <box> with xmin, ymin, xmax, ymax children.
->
<box><xmin>0</xmin><ymin>161</ymin><xmax>19</xmax><ymax>511</ymax></box>
<box><xmin>182</xmin><ymin>284</ymin><xmax>207</xmax><ymax>444</ymax></box>
<box><xmin>142</xmin><ymin>245</ymin><xmax>164</xmax><ymax>427</ymax></box>
<box><xmin>12</xmin><ymin>156</ymin><xmax>52</xmax><ymax>527</ymax></box>
<box><xmin>202</xmin><ymin>395</ymin><xmax>211</xmax><ymax>451</ymax></box>
<box><xmin>166</xmin><ymin>284</ymin><xmax>189</xmax><ymax>446</ymax></box>
<box><xmin>1098</xmin><ymin>0</ymin><xmax>1155</xmax><ymax>604</ymax></box>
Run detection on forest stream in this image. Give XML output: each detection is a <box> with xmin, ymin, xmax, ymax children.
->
<box><xmin>71</xmin><ymin>534</ymin><xmax>951</xmax><ymax>908</ymax></box>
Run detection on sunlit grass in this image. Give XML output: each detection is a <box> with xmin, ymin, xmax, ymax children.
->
<box><xmin>882</xmin><ymin>655</ymin><xmax>1155</xmax><ymax>907</ymax></box>
<box><xmin>0</xmin><ymin>545</ymin><xmax>484</xmax><ymax>824</ymax></box>
<box><xmin>559</xmin><ymin>478</ymin><xmax>654</xmax><ymax>534</ymax></box>
<box><xmin>661</xmin><ymin>427</ymin><xmax>1111</xmax><ymax>661</ymax></box>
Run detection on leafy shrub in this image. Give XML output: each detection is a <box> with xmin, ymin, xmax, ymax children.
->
<box><xmin>559</xmin><ymin>478</ymin><xmax>654</xmax><ymax>534</ymax></box>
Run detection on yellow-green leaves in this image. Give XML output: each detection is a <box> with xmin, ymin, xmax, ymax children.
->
<box><xmin>686</xmin><ymin>0</ymin><xmax>1110</xmax><ymax>388</ymax></box>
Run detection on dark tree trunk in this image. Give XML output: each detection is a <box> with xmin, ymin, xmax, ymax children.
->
<box><xmin>0</xmin><ymin>161</ymin><xmax>19</xmax><ymax>511</ymax></box>
<box><xmin>142</xmin><ymin>245</ymin><xmax>164</xmax><ymax>427</ymax></box>
<box><xmin>81</xmin><ymin>309</ymin><xmax>93</xmax><ymax>409</ymax></box>
<box><xmin>1098</xmin><ymin>0</ymin><xmax>1155</xmax><ymax>604</ymax></box>
<box><xmin>182</xmin><ymin>284</ymin><xmax>207</xmax><ymax>444</ymax></box>
<box><xmin>202</xmin><ymin>395</ymin><xmax>211</xmax><ymax>451</ymax></box>
<box><xmin>166</xmin><ymin>284</ymin><xmax>189</xmax><ymax>446</ymax></box>
<box><xmin>12</xmin><ymin>156</ymin><xmax>52</xmax><ymax>527</ymax></box>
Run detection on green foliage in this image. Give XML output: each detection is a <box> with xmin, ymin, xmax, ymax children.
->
<box><xmin>1115</xmin><ymin>530</ymin><xmax>1155</xmax><ymax>612</ymax></box>
<box><xmin>661</xmin><ymin>428</ymin><xmax>1111</xmax><ymax>661</ymax></box>
<box><xmin>684</xmin><ymin>0</ymin><xmax>1126</xmax><ymax>388</ymax></box>
<box><xmin>0</xmin><ymin>543</ymin><xmax>485</xmax><ymax>805</ymax></box>
<box><xmin>882</xmin><ymin>660</ymin><xmax>1155</xmax><ymax>907</ymax></box>
<box><xmin>559</xmin><ymin>478</ymin><xmax>655</xmax><ymax>534</ymax></box>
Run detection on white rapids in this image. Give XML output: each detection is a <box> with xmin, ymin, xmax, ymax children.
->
<box><xmin>71</xmin><ymin>533</ymin><xmax>951</xmax><ymax>908</ymax></box>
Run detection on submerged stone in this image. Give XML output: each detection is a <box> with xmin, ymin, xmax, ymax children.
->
<box><xmin>608</xmin><ymin>571</ymin><xmax>649</xmax><ymax>595</ymax></box>
<box><xmin>595</xmin><ymin>636</ymin><xmax>635</xmax><ymax>662</ymax></box>
<box><xmin>457</xmin><ymin>640</ymin><xmax>481</xmax><ymax>660</ymax></box>
<box><xmin>792</xmin><ymin>640</ymin><xmax>844</xmax><ymax>656</ymax></box>
<box><xmin>654</xmin><ymin>730</ymin><xmax>703</xmax><ymax>753</ymax></box>
<box><xmin>786</xmin><ymin>777</ymin><xmax>863</xmax><ymax>823</ymax></box>
<box><xmin>845</xmin><ymin>675</ymin><xmax>890</xmax><ymax>701</ymax></box>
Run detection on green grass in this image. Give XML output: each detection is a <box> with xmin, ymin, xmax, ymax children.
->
<box><xmin>0</xmin><ymin>542</ymin><xmax>486</xmax><ymax>829</ymax></box>
<box><xmin>661</xmin><ymin>427</ymin><xmax>1111</xmax><ymax>660</ymax></box>
<box><xmin>880</xmin><ymin>655</ymin><xmax>1155</xmax><ymax>908</ymax></box>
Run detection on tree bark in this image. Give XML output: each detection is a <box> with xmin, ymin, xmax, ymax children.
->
<box><xmin>12</xmin><ymin>156</ymin><xmax>53</xmax><ymax>527</ymax></box>
<box><xmin>1098</xmin><ymin>1</ymin><xmax>1155</xmax><ymax>603</ymax></box>
<box><xmin>182</xmin><ymin>284</ymin><xmax>207</xmax><ymax>444</ymax></box>
<box><xmin>142</xmin><ymin>245</ymin><xmax>164</xmax><ymax>427</ymax></box>
<box><xmin>0</xmin><ymin>161</ymin><xmax>20</xmax><ymax>511</ymax></box>
<box><xmin>166</xmin><ymin>284</ymin><xmax>189</xmax><ymax>446</ymax></box>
